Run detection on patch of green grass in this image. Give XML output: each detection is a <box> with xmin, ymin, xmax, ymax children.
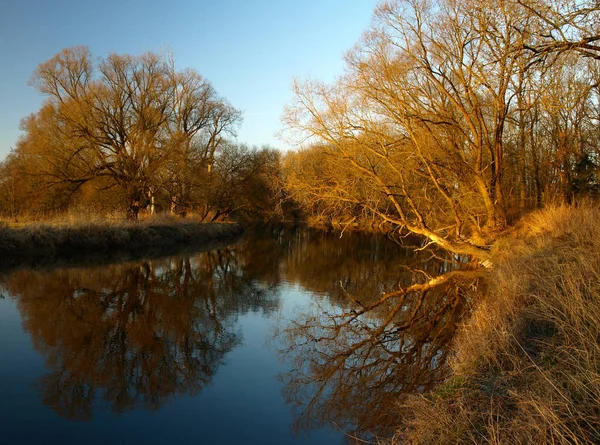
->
<box><xmin>433</xmin><ymin>375</ymin><xmax>467</xmax><ymax>401</ymax></box>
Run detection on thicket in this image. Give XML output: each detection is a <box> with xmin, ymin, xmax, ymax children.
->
<box><xmin>3</xmin><ymin>0</ymin><xmax>600</xmax><ymax>238</ymax></box>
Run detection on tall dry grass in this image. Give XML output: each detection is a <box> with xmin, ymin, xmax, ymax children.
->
<box><xmin>0</xmin><ymin>207</ymin><xmax>207</xmax><ymax>227</ymax></box>
<box><xmin>0</xmin><ymin>215</ymin><xmax>243</xmax><ymax>266</ymax></box>
<box><xmin>394</xmin><ymin>205</ymin><xmax>600</xmax><ymax>444</ymax></box>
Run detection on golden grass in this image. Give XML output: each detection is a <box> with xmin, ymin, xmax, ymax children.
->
<box><xmin>394</xmin><ymin>205</ymin><xmax>600</xmax><ymax>444</ymax></box>
<box><xmin>0</xmin><ymin>215</ymin><xmax>243</xmax><ymax>263</ymax></box>
<box><xmin>0</xmin><ymin>208</ymin><xmax>207</xmax><ymax>228</ymax></box>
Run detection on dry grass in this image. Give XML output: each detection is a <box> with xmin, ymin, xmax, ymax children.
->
<box><xmin>0</xmin><ymin>208</ymin><xmax>207</xmax><ymax>228</ymax></box>
<box><xmin>0</xmin><ymin>215</ymin><xmax>243</xmax><ymax>267</ymax></box>
<box><xmin>393</xmin><ymin>205</ymin><xmax>600</xmax><ymax>444</ymax></box>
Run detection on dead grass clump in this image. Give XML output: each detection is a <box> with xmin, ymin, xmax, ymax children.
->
<box><xmin>395</xmin><ymin>205</ymin><xmax>600</xmax><ymax>444</ymax></box>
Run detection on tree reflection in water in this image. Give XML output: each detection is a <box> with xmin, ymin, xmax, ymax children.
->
<box><xmin>1</xmin><ymin>228</ymin><xmax>479</xmax><ymax>441</ymax></box>
<box><xmin>277</xmin><ymin>267</ymin><xmax>483</xmax><ymax>442</ymax></box>
<box><xmin>1</xmin><ymin>248</ymin><xmax>279</xmax><ymax>420</ymax></box>
<box><xmin>228</xmin><ymin>228</ymin><xmax>478</xmax><ymax>441</ymax></box>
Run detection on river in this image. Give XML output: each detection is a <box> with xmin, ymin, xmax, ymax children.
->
<box><xmin>0</xmin><ymin>228</ymin><xmax>476</xmax><ymax>444</ymax></box>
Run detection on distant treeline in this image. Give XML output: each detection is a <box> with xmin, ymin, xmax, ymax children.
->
<box><xmin>1</xmin><ymin>0</ymin><xmax>600</xmax><ymax>261</ymax></box>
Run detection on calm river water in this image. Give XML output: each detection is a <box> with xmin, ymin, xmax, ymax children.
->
<box><xmin>0</xmin><ymin>229</ymin><xmax>472</xmax><ymax>444</ymax></box>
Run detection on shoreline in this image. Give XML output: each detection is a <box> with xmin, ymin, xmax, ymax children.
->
<box><xmin>394</xmin><ymin>205</ymin><xmax>600</xmax><ymax>444</ymax></box>
<box><xmin>0</xmin><ymin>221</ymin><xmax>244</xmax><ymax>270</ymax></box>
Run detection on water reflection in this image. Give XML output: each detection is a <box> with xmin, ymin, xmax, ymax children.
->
<box><xmin>276</xmin><ymin>268</ymin><xmax>481</xmax><ymax>441</ymax></box>
<box><xmin>241</xmin><ymin>228</ymin><xmax>453</xmax><ymax>302</ymax></box>
<box><xmin>1</xmin><ymin>249</ymin><xmax>279</xmax><ymax>420</ymax></box>
<box><xmin>1</xmin><ymin>228</ymin><xmax>475</xmax><ymax>442</ymax></box>
<box><xmin>242</xmin><ymin>229</ymin><xmax>476</xmax><ymax>440</ymax></box>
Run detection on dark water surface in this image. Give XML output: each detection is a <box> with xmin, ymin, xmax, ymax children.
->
<box><xmin>0</xmin><ymin>229</ymin><xmax>473</xmax><ymax>444</ymax></box>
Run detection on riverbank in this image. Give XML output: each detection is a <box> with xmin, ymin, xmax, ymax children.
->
<box><xmin>394</xmin><ymin>205</ymin><xmax>600</xmax><ymax>444</ymax></box>
<box><xmin>0</xmin><ymin>219</ymin><xmax>243</xmax><ymax>269</ymax></box>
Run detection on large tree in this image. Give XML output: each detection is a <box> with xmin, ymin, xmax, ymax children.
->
<box><xmin>284</xmin><ymin>0</ymin><xmax>530</xmax><ymax>262</ymax></box>
<box><xmin>23</xmin><ymin>47</ymin><xmax>240</xmax><ymax>220</ymax></box>
<box><xmin>283</xmin><ymin>0</ymin><xmax>600</xmax><ymax>263</ymax></box>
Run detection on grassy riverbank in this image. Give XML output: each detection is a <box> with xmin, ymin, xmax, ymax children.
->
<box><xmin>394</xmin><ymin>205</ymin><xmax>600</xmax><ymax>444</ymax></box>
<box><xmin>0</xmin><ymin>217</ymin><xmax>243</xmax><ymax>266</ymax></box>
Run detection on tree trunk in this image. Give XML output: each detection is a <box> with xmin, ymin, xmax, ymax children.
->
<box><xmin>518</xmin><ymin>96</ymin><xmax>528</xmax><ymax>210</ymax></box>
<box><xmin>127</xmin><ymin>204</ymin><xmax>140</xmax><ymax>222</ymax></box>
<box><xmin>148</xmin><ymin>189</ymin><xmax>155</xmax><ymax>216</ymax></box>
<box><xmin>559</xmin><ymin>148</ymin><xmax>572</xmax><ymax>204</ymax></box>
<box><xmin>127</xmin><ymin>188</ymin><xmax>145</xmax><ymax>222</ymax></box>
<box><xmin>475</xmin><ymin>176</ymin><xmax>497</xmax><ymax>230</ymax></box>
<box><xmin>529</xmin><ymin>114</ymin><xmax>543</xmax><ymax>207</ymax></box>
<box><xmin>492</xmin><ymin>137</ymin><xmax>507</xmax><ymax>230</ymax></box>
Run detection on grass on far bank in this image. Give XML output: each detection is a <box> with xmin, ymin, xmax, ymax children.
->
<box><xmin>393</xmin><ymin>205</ymin><xmax>600</xmax><ymax>444</ymax></box>
<box><xmin>0</xmin><ymin>210</ymin><xmax>243</xmax><ymax>262</ymax></box>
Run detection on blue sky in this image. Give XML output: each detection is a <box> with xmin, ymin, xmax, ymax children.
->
<box><xmin>0</xmin><ymin>0</ymin><xmax>380</xmax><ymax>159</ymax></box>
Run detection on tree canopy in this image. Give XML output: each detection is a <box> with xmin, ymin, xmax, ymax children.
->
<box><xmin>21</xmin><ymin>47</ymin><xmax>241</xmax><ymax>219</ymax></box>
<box><xmin>282</xmin><ymin>0</ymin><xmax>600</xmax><ymax>262</ymax></box>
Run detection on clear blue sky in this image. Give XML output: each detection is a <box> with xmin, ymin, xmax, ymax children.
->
<box><xmin>0</xmin><ymin>0</ymin><xmax>380</xmax><ymax>159</ymax></box>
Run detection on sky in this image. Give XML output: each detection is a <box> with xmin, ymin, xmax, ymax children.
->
<box><xmin>0</xmin><ymin>0</ymin><xmax>380</xmax><ymax>159</ymax></box>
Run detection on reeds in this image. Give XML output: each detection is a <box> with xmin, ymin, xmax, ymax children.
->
<box><xmin>394</xmin><ymin>205</ymin><xmax>600</xmax><ymax>444</ymax></box>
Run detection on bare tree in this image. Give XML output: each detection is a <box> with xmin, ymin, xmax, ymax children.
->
<box><xmin>284</xmin><ymin>0</ymin><xmax>536</xmax><ymax>263</ymax></box>
<box><xmin>25</xmin><ymin>47</ymin><xmax>240</xmax><ymax>220</ymax></box>
<box><xmin>283</xmin><ymin>0</ymin><xmax>600</xmax><ymax>262</ymax></box>
<box><xmin>278</xmin><ymin>267</ymin><xmax>483</xmax><ymax>440</ymax></box>
<box><xmin>517</xmin><ymin>0</ymin><xmax>600</xmax><ymax>60</ymax></box>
